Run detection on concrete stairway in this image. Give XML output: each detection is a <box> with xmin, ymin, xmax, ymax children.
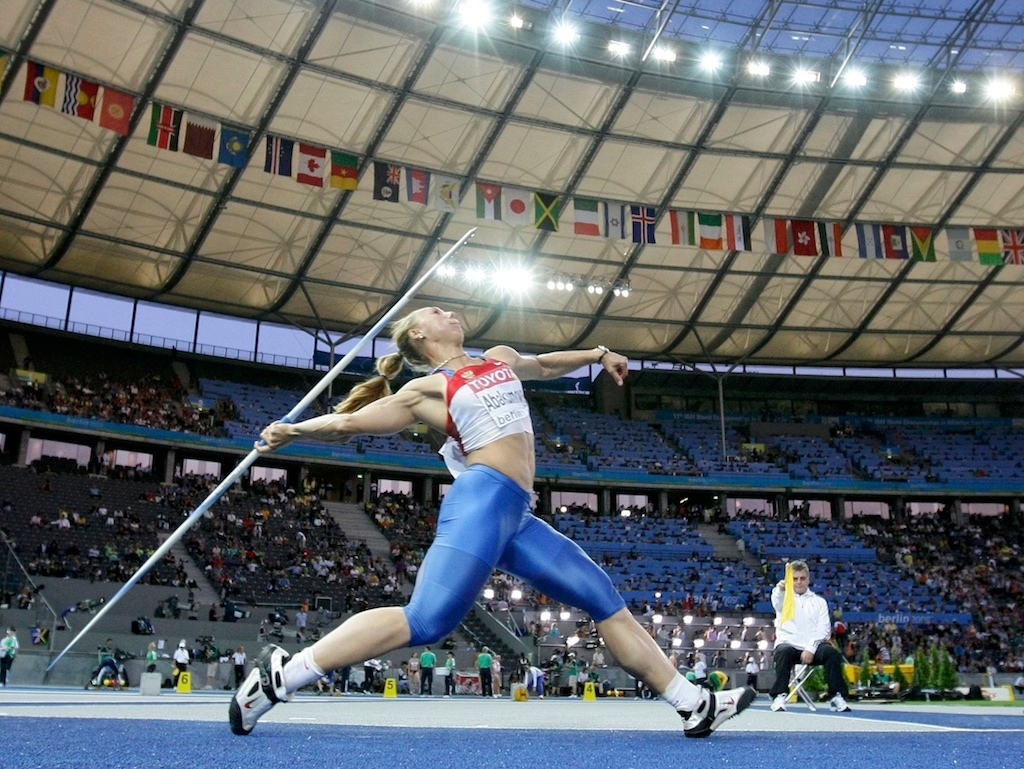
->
<box><xmin>158</xmin><ymin>531</ymin><xmax>219</xmax><ymax>609</ymax></box>
<box><xmin>321</xmin><ymin>501</ymin><xmax>411</xmax><ymax>596</ymax></box>
<box><xmin>9</xmin><ymin>332</ymin><xmax>29</xmax><ymax>368</ymax></box>
<box><xmin>697</xmin><ymin>522</ymin><xmax>763</xmax><ymax>570</ymax></box>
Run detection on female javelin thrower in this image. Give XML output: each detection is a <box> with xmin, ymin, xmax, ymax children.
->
<box><xmin>230</xmin><ymin>306</ymin><xmax>755</xmax><ymax>737</ymax></box>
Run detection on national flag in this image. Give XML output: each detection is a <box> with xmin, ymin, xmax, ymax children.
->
<box><xmin>724</xmin><ymin>214</ymin><xmax>751</xmax><ymax>251</ymax></box>
<box><xmin>1000</xmin><ymin>229</ymin><xmax>1024</xmax><ymax>265</ymax></box>
<box><xmin>670</xmin><ymin>210</ymin><xmax>696</xmax><ymax>246</ymax></box>
<box><xmin>432</xmin><ymin>175</ymin><xmax>459</xmax><ymax>213</ymax></box>
<box><xmin>296</xmin><ymin>144</ymin><xmax>327</xmax><ymax>187</ymax></box>
<box><xmin>909</xmin><ymin>227</ymin><xmax>936</xmax><ymax>262</ymax></box>
<box><xmin>98</xmin><ymin>87</ymin><xmax>134</xmax><ymax>135</ymax></box>
<box><xmin>182</xmin><ymin>116</ymin><xmax>216</xmax><ymax>160</ymax></box>
<box><xmin>535</xmin><ymin>193</ymin><xmax>559</xmax><ymax>231</ymax></box>
<box><xmin>946</xmin><ymin>227</ymin><xmax>973</xmax><ymax>262</ymax></box>
<box><xmin>475</xmin><ymin>182</ymin><xmax>501</xmax><ymax>219</ymax></box>
<box><xmin>23</xmin><ymin>61</ymin><xmax>59</xmax><ymax>107</ymax></box>
<box><xmin>373</xmin><ymin>161</ymin><xmax>400</xmax><ymax>201</ymax></box>
<box><xmin>631</xmin><ymin>205</ymin><xmax>657</xmax><ymax>244</ymax></box>
<box><xmin>817</xmin><ymin>221</ymin><xmax>843</xmax><ymax>257</ymax></box>
<box><xmin>603</xmin><ymin>203</ymin><xmax>627</xmax><ymax>239</ymax></box>
<box><xmin>147</xmin><ymin>104</ymin><xmax>182</xmax><ymax>151</ymax></box>
<box><xmin>330</xmin><ymin>152</ymin><xmax>359</xmax><ymax>190</ymax></box>
<box><xmin>60</xmin><ymin>74</ymin><xmax>99</xmax><ymax>120</ymax></box>
<box><xmin>856</xmin><ymin>223</ymin><xmax>883</xmax><ymax>259</ymax></box>
<box><xmin>406</xmin><ymin>168</ymin><xmax>429</xmax><ymax>204</ymax></box>
<box><xmin>218</xmin><ymin>126</ymin><xmax>249</xmax><ymax>168</ymax></box>
<box><xmin>264</xmin><ymin>135</ymin><xmax>294</xmax><ymax>176</ymax></box>
<box><xmin>882</xmin><ymin>224</ymin><xmax>909</xmax><ymax>259</ymax></box>
<box><xmin>791</xmin><ymin>220</ymin><xmax>818</xmax><ymax>256</ymax></box>
<box><xmin>504</xmin><ymin>187</ymin><xmax>533</xmax><ymax>226</ymax></box>
<box><xmin>780</xmin><ymin>563</ymin><xmax>797</xmax><ymax>625</ymax></box>
<box><xmin>697</xmin><ymin>212</ymin><xmax>723</xmax><ymax>250</ymax></box>
<box><xmin>573</xmin><ymin>198</ymin><xmax>601</xmax><ymax>237</ymax></box>
<box><xmin>764</xmin><ymin>218</ymin><xmax>790</xmax><ymax>254</ymax></box>
<box><xmin>974</xmin><ymin>228</ymin><xmax>1002</xmax><ymax>265</ymax></box>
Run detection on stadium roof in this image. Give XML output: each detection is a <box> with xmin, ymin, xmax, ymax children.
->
<box><xmin>1</xmin><ymin>0</ymin><xmax>1023</xmax><ymax>368</ymax></box>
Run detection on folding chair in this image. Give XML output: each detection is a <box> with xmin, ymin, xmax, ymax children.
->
<box><xmin>787</xmin><ymin>664</ymin><xmax>818</xmax><ymax>711</ymax></box>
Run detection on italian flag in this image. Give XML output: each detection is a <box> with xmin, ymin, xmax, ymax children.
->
<box><xmin>574</xmin><ymin>198</ymin><xmax>600</xmax><ymax>236</ymax></box>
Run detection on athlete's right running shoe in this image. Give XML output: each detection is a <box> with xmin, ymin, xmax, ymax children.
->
<box><xmin>679</xmin><ymin>685</ymin><xmax>757</xmax><ymax>738</ymax></box>
<box><xmin>229</xmin><ymin>644</ymin><xmax>291</xmax><ymax>735</ymax></box>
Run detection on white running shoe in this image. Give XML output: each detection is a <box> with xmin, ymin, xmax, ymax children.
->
<box><xmin>679</xmin><ymin>686</ymin><xmax>757</xmax><ymax>738</ymax></box>
<box><xmin>229</xmin><ymin>645</ymin><xmax>292</xmax><ymax>735</ymax></box>
<box><xmin>830</xmin><ymin>693</ymin><xmax>852</xmax><ymax>712</ymax></box>
<box><xmin>771</xmin><ymin>693</ymin><xmax>788</xmax><ymax>712</ymax></box>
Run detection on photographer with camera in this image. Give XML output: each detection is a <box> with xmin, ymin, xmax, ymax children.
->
<box><xmin>198</xmin><ymin>635</ymin><xmax>221</xmax><ymax>690</ymax></box>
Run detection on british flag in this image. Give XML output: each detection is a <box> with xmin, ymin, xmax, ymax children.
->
<box><xmin>1000</xmin><ymin>229</ymin><xmax>1024</xmax><ymax>265</ymax></box>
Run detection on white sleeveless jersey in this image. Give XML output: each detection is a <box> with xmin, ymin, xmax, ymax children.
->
<box><xmin>436</xmin><ymin>358</ymin><xmax>533</xmax><ymax>478</ymax></box>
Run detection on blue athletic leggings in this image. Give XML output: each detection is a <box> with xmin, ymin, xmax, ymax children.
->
<box><xmin>404</xmin><ymin>464</ymin><xmax>625</xmax><ymax>646</ymax></box>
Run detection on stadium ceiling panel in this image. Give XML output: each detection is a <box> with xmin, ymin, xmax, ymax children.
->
<box><xmin>0</xmin><ymin>0</ymin><xmax>1022</xmax><ymax>367</ymax></box>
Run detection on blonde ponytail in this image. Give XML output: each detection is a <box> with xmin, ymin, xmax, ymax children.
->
<box><xmin>332</xmin><ymin>307</ymin><xmax>434</xmax><ymax>414</ymax></box>
<box><xmin>333</xmin><ymin>352</ymin><xmax>405</xmax><ymax>414</ymax></box>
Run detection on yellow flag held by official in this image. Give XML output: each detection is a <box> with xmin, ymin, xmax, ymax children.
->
<box><xmin>780</xmin><ymin>562</ymin><xmax>796</xmax><ymax>624</ymax></box>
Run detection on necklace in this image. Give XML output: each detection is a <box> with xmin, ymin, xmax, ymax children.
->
<box><xmin>434</xmin><ymin>353</ymin><xmax>465</xmax><ymax>370</ymax></box>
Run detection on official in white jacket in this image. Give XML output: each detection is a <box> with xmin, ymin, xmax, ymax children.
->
<box><xmin>768</xmin><ymin>560</ymin><xmax>851</xmax><ymax>712</ymax></box>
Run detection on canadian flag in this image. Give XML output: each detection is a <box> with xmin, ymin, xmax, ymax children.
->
<box><xmin>296</xmin><ymin>143</ymin><xmax>326</xmax><ymax>187</ymax></box>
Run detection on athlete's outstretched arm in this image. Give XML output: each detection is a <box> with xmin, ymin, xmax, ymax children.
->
<box><xmin>486</xmin><ymin>344</ymin><xmax>629</xmax><ymax>386</ymax></box>
<box><xmin>256</xmin><ymin>381</ymin><xmax>430</xmax><ymax>452</ymax></box>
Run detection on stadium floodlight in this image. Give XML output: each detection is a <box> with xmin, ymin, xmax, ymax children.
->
<box><xmin>793</xmin><ymin>68</ymin><xmax>820</xmax><ymax>85</ymax></box>
<box><xmin>700</xmin><ymin>52</ymin><xmax>722</xmax><ymax>72</ymax></box>
<box><xmin>559</xmin><ymin>609</ymin><xmax>571</xmax><ymax>620</ymax></box>
<box><xmin>554</xmin><ymin>20</ymin><xmax>579</xmax><ymax>45</ymax></box>
<box><xmin>951</xmin><ymin>80</ymin><xmax>968</xmax><ymax>94</ymax></box>
<box><xmin>457</xmin><ymin>0</ymin><xmax>491</xmax><ymax>29</ymax></box>
<box><xmin>844</xmin><ymin>70</ymin><xmax>867</xmax><ymax>87</ymax></box>
<box><xmin>747</xmin><ymin>60</ymin><xmax>770</xmax><ymax>77</ymax></box>
<box><xmin>986</xmin><ymin>78</ymin><xmax>1016</xmax><ymax>100</ymax></box>
<box><xmin>483</xmin><ymin>587</ymin><xmax>495</xmax><ymax>599</ymax></box>
<box><xmin>894</xmin><ymin>73</ymin><xmax>919</xmax><ymax>92</ymax></box>
<box><xmin>509</xmin><ymin>12</ymin><xmax>529</xmax><ymax>30</ymax></box>
<box><xmin>608</xmin><ymin>40</ymin><xmax>630</xmax><ymax>57</ymax></box>
<box><xmin>652</xmin><ymin>46</ymin><xmax>677</xmax><ymax>63</ymax></box>
<box><xmin>540</xmin><ymin>610</ymin><xmax>552</xmax><ymax>621</ymax></box>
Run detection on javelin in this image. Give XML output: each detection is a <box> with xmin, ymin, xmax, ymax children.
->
<box><xmin>48</xmin><ymin>227</ymin><xmax>477</xmax><ymax>671</ymax></box>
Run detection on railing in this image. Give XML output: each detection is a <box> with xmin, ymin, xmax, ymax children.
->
<box><xmin>0</xmin><ymin>307</ymin><xmax>316</xmax><ymax>370</ymax></box>
<box><xmin>0</xmin><ymin>529</ymin><xmax>65</xmax><ymax>645</ymax></box>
